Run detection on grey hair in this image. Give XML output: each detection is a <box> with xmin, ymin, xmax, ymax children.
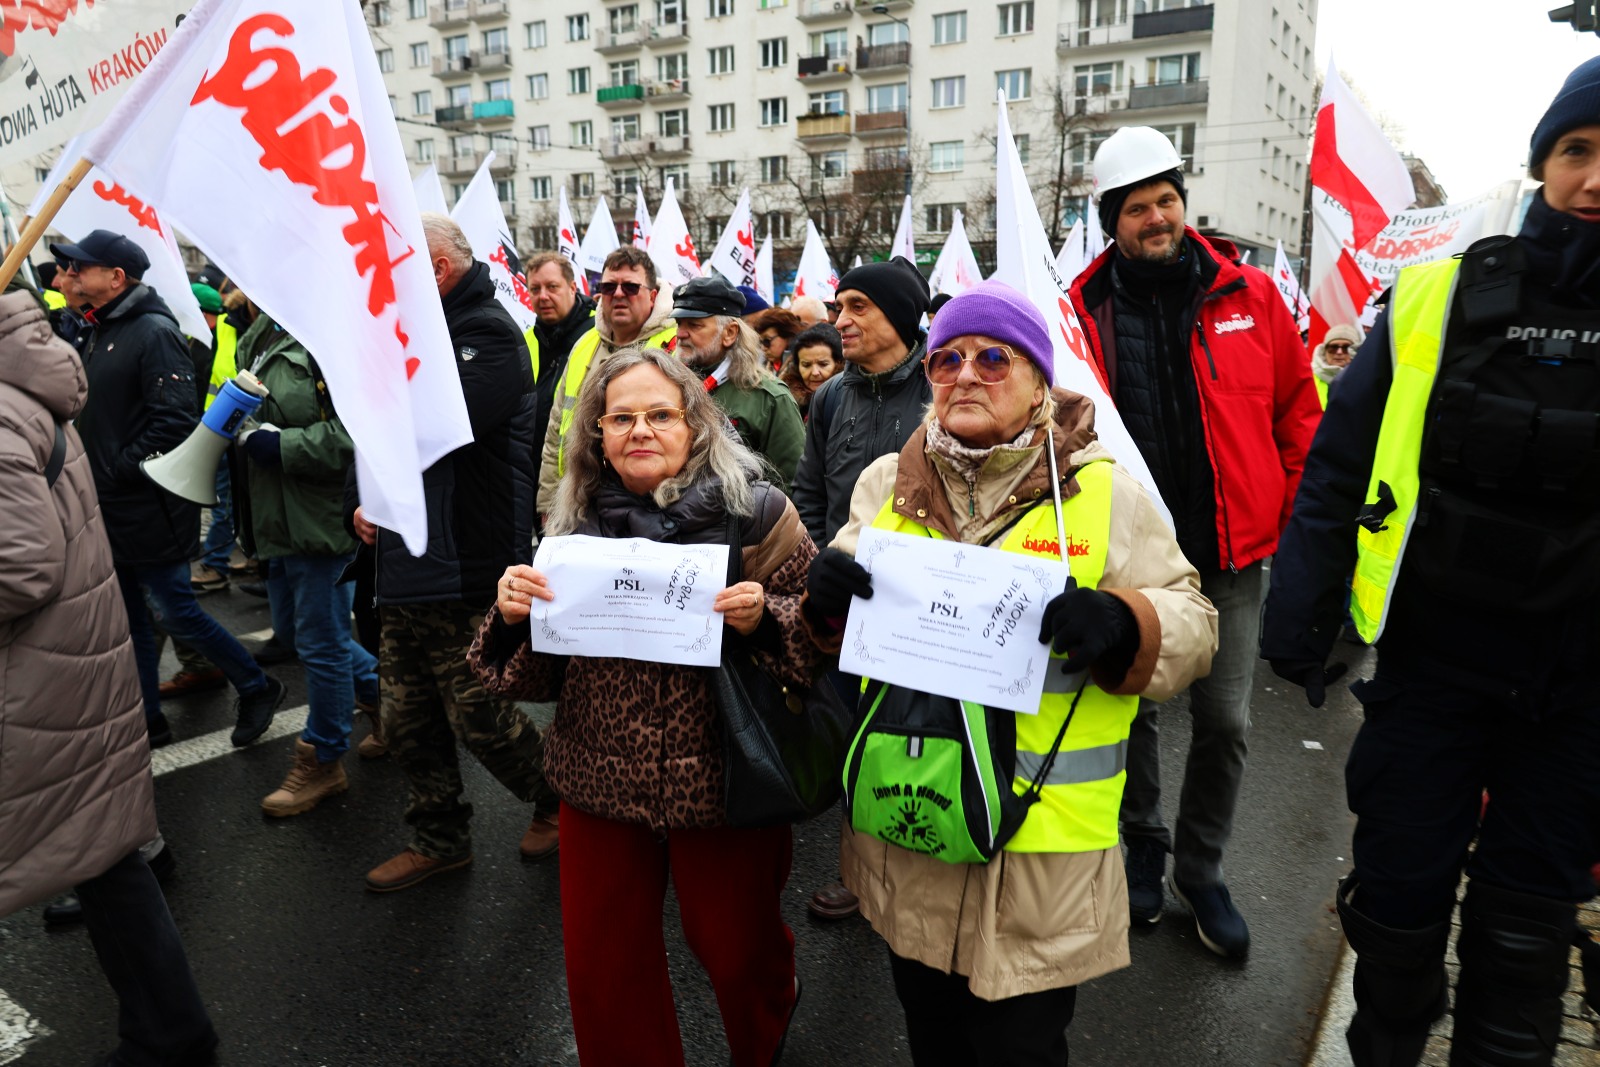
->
<box><xmin>545</xmin><ymin>346</ymin><xmax>764</xmax><ymax>535</ymax></box>
<box><xmin>790</xmin><ymin>295</ymin><xmax>827</xmax><ymax>323</ymax></box>
<box><xmin>420</xmin><ymin>212</ymin><xmax>474</xmax><ymax>272</ymax></box>
<box><xmin>710</xmin><ymin>316</ymin><xmax>771</xmax><ymax>391</ymax></box>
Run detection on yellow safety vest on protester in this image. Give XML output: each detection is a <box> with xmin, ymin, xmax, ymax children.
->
<box><xmin>865</xmin><ymin>459</ymin><xmax>1138</xmax><ymax>853</ymax></box>
<box><xmin>41</xmin><ymin>289</ymin><xmax>66</xmax><ymax>311</ymax></box>
<box><xmin>524</xmin><ymin>307</ymin><xmax>597</xmax><ymax>383</ymax></box>
<box><xmin>554</xmin><ymin>322</ymin><xmax>677</xmax><ymax>477</ymax></box>
<box><xmin>1348</xmin><ymin>257</ymin><xmax>1459</xmax><ymax>644</ymax></box>
<box><xmin>204</xmin><ymin>314</ymin><xmax>241</xmax><ymax>411</ymax></box>
<box><xmin>1314</xmin><ymin>376</ymin><xmax>1328</xmax><ymax>410</ymax></box>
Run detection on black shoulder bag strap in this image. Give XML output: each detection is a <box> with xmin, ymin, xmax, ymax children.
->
<box><xmin>724</xmin><ymin>512</ymin><xmax>743</xmax><ymax>586</ymax></box>
<box><xmin>44</xmin><ymin>423</ymin><xmax>67</xmax><ymax>487</ymax></box>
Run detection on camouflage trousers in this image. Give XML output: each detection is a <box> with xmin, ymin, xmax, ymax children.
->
<box><xmin>380</xmin><ymin>602</ymin><xmax>558</xmax><ymax>860</ymax></box>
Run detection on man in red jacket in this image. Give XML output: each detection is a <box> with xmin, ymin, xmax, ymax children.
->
<box><xmin>1068</xmin><ymin>126</ymin><xmax>1320</xmax><ymax>958</ymax></box>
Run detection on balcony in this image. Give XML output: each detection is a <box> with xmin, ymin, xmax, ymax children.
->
<box><xmin>796</xmin><ymin>54</ymin><xmax>851</xmax><ymax>81</ymax></box>
<box><xmin>1128</xmin><ymin>78</ymin><xmax>1209</xmax><ymax>110</ymax></box>
<box><xmin>852</xmin><ymin>167</ymin><xmax>905</xmax><ymax>195</ymax></box>
<box><xmin>472</xmin><ymin>49</ymin><xmax>511</xmax><ymax>71</ymax></box>
<box><xmin>853</xmin><ymin>108</ymin><xmax>907</xmax><ymax>135</ymax></box>
<box><xmin>435</xmin><ymin>105</ymin><xmax>473</xmax><ymax>128</ymax></box>
<box><xmin>471</xmin><ymin>0</ymin><xmax>509</xmax><ymax>20</ymax></box>
<box><xmin>473</xmin><ymin>99</ymin><xmax>516</xmax><ymax>124</ymax></box>
<box><xmin>599</xmin><ymin>135</ymin><xmax>650</xmax><ymax>160</ymax></box>
<box><xmin>439</xmin><ymin>152</ymin><xmax>480</xmax><ymax>177</ymax></box>
<box><xmin>1056</xmin><ymin>17</ymin><xmax>1132</xmax><ymax>52</ymax></box>
<box><xmin>1070</xmin><ymin>88</ymin><xmax>1129</xmax><ymax>116</ymax></box>
<box><xmin>856</xmin><ymin>41</ymin><xmax>909</xmax><ymax>72</ymax></box>
<box><xmin>644</xmin><ymin>19</ymin><xmax>690</xmax><ymax>45</ymax></box>
<box><xmin>857</xmin><ymin>0</ymin><xmax>910</xmax><ymax>9</ymax></box>
<box><xmin>595</xmin><ymin>24</ymin><xmax>646</xmax><ymax>52</ymax></box>
<box><xmin>796</xmin><ymin>112</ymin><xmax>852</xmax><ymax>139</ymax></box>
<box><xmin>488</xmin><ymin>148</ymin><xmax>517</xmax><ymax>172</ymax></box>
<box><xmin>428</xmin><ymin>1</ymin><xmax>469</xmax><ymax>29</ymax></box>
<box><xmin>432</xmin><ymin>54</ymin><xmax>472</xmax><ymax>78</ymax></box>
<box><xmin>652</xmin><ymin>134</ymin><xmax>692</xmax><ymax>156</ymax></box>
<box><xmin>797</xmin><ymin>0</ymin><xmax>852</xmax><ymax>21</ymax></box>
<box><xmin>1133</xmin><ymin>3</ymin><xmax>1213</xmax><ymax>38</ymax></box>
<box><xmin>597</xmin><ymin>83</ymin><xmax>646</xmax><ymax>107</ymax></box>
<box><xmin>645</xmin><ymin>76</ymin><xmax>691</xmax><ymax>100</ymax></box>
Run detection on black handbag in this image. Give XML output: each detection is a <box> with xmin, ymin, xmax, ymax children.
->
<box><xmin>712</xmin><ymin>513</ymin><xmax>855</xmax><ymax>827</ymax></box>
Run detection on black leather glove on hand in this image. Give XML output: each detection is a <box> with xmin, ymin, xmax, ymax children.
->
<box><xmin>1269</xmin><ymin>659</ymin><xmax>1349</xmax><ymax>709</ymax></box>
<box><xmin>1038</xmin><ymin>581</ymin><xmax>1139</xmax><ymax>680</ymax></box>
<box><xmin>805</xmin><ymin>548</ymin><xmax>873</xmax><ymax>620</ymax></box>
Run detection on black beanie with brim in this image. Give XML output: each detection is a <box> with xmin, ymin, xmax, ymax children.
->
<box><xmin>834</xmin><ymin>256</ymin><xmax>930</xmax><ymax>345</ymax></box>
<box><xmin>1098</xmin><ymin>168</ymin><xmax>1189</xmax><ymax>237</ymax></box>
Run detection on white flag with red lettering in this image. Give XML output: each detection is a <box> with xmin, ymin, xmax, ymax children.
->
<box><xmin>81</xmin><ymin>0</ymin><xmax>470</xmax><ymax>555</ymax></box>
<box><xmin>632</xmin><ymin>196</ymin><xmax>652</xmax><ymax>249</ymax></box>
<box><xmin>556</xmin><ymin>186</ymin><xmax>584</xmax><ymax>293</ymax></box>
<box><xmin>412</xmin><ymin>164</ymin><xmax>447</xmax><ymax>216</ymax></box>
<box><xmin>792</xmin><ymin>219</ymin><xmax>837</xmax><ymax>302</ymax></box>
<box><xmin>31</xmin><ymin>133</ymin><xmax>210</xmax><ymax>344</ymax></box>
<box><xmin>578</xmin><ymin>194</ymin><xmax>619</xmax><ymax>278</ymax></box>
<box><xmin>707</xmin><ymin>187</ymin><xmax>757</xmax><ymax>288</ymax></box>
<box><xmin>927</xmin><ymin>207</ymin><xmax>983</xmax><ymax>298</ymax></box>
<box><xmin>754</xmin><ymin>234</ymin><xmax>774</xmax><ymax>305</ymax></box>
<box><xmin>449</xmin><ymin>151</ymin><xmax>535</xmax><ymax>333</ymax></box>
<box><xmin>648</xmin><ymin>177</ymin><xmax>700</xmax><ymax>289</ymax></box>
<box><xmin>1272</xmin><ymin>240</ymin><xmax>1311</xmax><ymax>334</ymax></box>
<box><xmin>991</xmin><ymin>92</ymin><xmax>1167</xmax><ymax>527</ymax></box>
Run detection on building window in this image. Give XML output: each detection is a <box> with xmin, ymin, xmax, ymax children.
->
<box><xmin>812</xmin><ymin>150</ymin><xmax>846</xmax><ymax>179</ymax></box>
<box><xmin>571</xmin><ymin>120</ymin><xmax>594</xmax><ymax>147</ymax></box>
<box><xmin>531</xmin><ymin>176</ymin><xmax>553</xmax><ymax>201</ymax></box>
<box><xmin>410</xmin><ymin>42</ymin><xmax>430</xmax><ymax>67</ymax></box>
<box><xmin>709</xmin><ymin>103</ymin><xmax>735</xmax><ymax>131</ymax></box>
<box><xmin>932</xmin><ymin>10</ymin><xmax>967</xmax><ymax>43</ymax></box>
<box><xmin>659</xmin><ymin>108</ymin><xmax>687</xmax><ymax>136</ymax></box>
<box><xmin>759</xmin><ymin>37</ymin><xmax>788</xmax><ymax>68</ymax></box>
<box><xmin>572</xmin><ymin>173</ymin><xmax>595</xmax><ymax>197</ymax></box>
<box><xmin>527</xmin><ymin>73</ymin><xmax>549</xmax><ymax>99</ymax></box>
<box><xmin>761</xmin><ymin>211</ymin><xmax>791</xmax><ymax>240</ymax></box>
<box><xmin>808</xmin><ymin>89</ymin><xmax>847</xmax><ymax>115</ymax></box>
<box><xmin>567</xmin><ymin>14</ymin><xmax>590</xmax><ymax>41</ymax></box>
<box><xmin>658</xmin><ymin>0</ymin><xmax>684</xmax><ymax>23</ymax></box>
<box><xmin>996</xmin><ymin>68</ymin><xmax>1030</xmax><ymax>100</ymax></box>
<box><xmin>809</xmin><ymin>28</ymin><xmax>848</xmax><ymax>59</ymax></box>
<box><xmin>416</xmin><ymin>138</ymin><xmax>435</xmax><ymax>162</ymax></box>
<box><xmin>930</xmin><ymin>76</ymin><xmax>965</xmax><ymax>109</ymax></box>
<box><xmin>708</xmin><ymin>46</ymin><xmax>734</xmax><ymax>75</ymax></box>
<box><xmin>759</xmin><ymin>97</ymin><xmax>788</xmax><ymax>126</ymax></box>
<box><xmin>709</xmin><ymin>160</ymin><xmax>738</xmax><ymax>186</ymax></box>
<box><xmin>609</xmin><ymin>4</ymin><xmax>640</xmax><ymax>32</ymax></box>
<box><xmin>659</xmin><ymin>52</ymin><xmax>689</xmax><ymax>81</ymax></box>
<box><xmin>447</xmin><ymin>84</ymin><xmax>471</xmax><ymax>107</ymax></box>
<box><xmin>612</xmin><ymin>113</ymin><xmax>642</xmax><ymax>141</ymax></box>
<box><xmin>1015</xmin><ymin>132</ymin><xmax>1030</xmax><ymax>164</ymax></box>
<box><xmin>660</xmin><ymin>163</ymin><xmax>690</xmax><ymax>189</ymax></box>
<box><xmin>997</xmin><ymin>1</ymin><xmax>1033</xmax><ymax>34</ymax></box>
<box><xmin>1150</xmin><ymin>52</ymin><xmax>1199</xmax><ymax>84</ymax></box>
<box><xmin>413</xmin><ymin>90</ymin><xmax>433</xmax><ymax>115</ymax></box>
<box><xmin>610</xmin><ymin>59</ymin><xmax>641</xmax><ymax>87</ymax></box>
<box><xmin>569</xmin><ymin>68</ymin><xmax>590</xmax><ymax>94</ymax></box>
<box><xmin>868</xmin><ymin>20</ymin><xmax>908</xmax><ymax>44</ymax></box>
<box><xmin>526</xmin><ymin>20</ymin><xmax>547</xmax><ymax>48</ymax></box>
<box><xmin>443</xmin><ymin>33</ymin><xmax>469</xmax><ymax>60</ymax></box>
<box><xmin>613</xmin><ymin>168</ymin><xmax>641</xmax><ymax>195</ymax></box>
<box><xmin>759</xmin><ymin>0</ymin><xmax>787</xmax><ymax>7</ymax></box>
<box><xmin>530</xmin><ymin>125</ymin><xmax>552</xmax><ymax>149</ymax></box>
<box><xmin>926</xmin><ymin>203</ymin><xmax>959</xmax><ymax>232</ymax></box>
<box><xmin>704</xmin><ymin>214</ymin><xmax>729</xmax><ymax>247</ymax></box>
<box><xmin>1070</xmin><ymin>129</ymin><xmax>1112</xmax><ymax>179</ymax></box>
<box><xmin>531</xmin><ymin>225</ymin><xmax>558</xmax><ymax>249</ymax></box>
<box><xmin>866</xmin><ymin>82</ymin><xmax>906</xmax><ymax>112</ymax></box>
<box><xmin>370</xmin><ymin>2</ymin><xmax>391</xmax><ymax>25</ymax></box>
<box><xmin>408</xmin><ymin>0</ymin><xmax>426</xmax><ymax>17</ymax></box>
<box><xmin>485</xmin><ymin>78</ymin><xmax>511</xmax><ymax>101</ymax></box>
<box><xmin>376</xmin><ymin>48</ymin><xmax>394</xmax><ymax>73</ymax></box>
<box><xmin>496</xmin><ymin>179</ymin><xmax>515</xmax><ymax>205</ymax></box>
<box><xmin>929</xmin><ymin>140</ymin><xmax>964</xmax><ymax>172</ymax></box>
<box><xmin>708</xmin><ymin>0</ymin><xmax>733</xmax><ymax>15</ymax></box>
<box><xmin>760</xmin><ymin>155</ymin><xmax>787</xmax><ymax>183</ymax></box>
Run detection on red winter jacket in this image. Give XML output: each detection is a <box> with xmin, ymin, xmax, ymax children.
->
<box><xmin>1067</xmin><ymin>228</ymin><xmax>1320</xmax><ymax>571</ymax></box>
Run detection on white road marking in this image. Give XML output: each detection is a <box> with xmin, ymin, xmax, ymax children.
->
<box><xmin>0</xmin><ymin>989</ymin><xmax>49</xmax><ymax>1065</ymax></box>
<box><xmin>149</xmin><ymin>706</ymin><xmax>310</xmax><ymax>778</ymax></box>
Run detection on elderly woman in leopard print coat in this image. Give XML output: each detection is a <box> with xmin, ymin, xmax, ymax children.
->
<box><xmin>468</xmin><ymin>346</ymin><xmax>819</xmax><ymax>1067</ymax></box>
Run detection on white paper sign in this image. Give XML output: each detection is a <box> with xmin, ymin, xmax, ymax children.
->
<box><xmin>529</xmin><ymin>534</ymin><xmax>730</xmax><ymax>667</ymax></box>
<box><xmin>838</xmin><ymin>529</ymin><xmax>1073</xmax><ymax>714</ymax></box>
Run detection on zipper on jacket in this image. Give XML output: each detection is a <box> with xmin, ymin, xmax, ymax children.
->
<box><xmin>967</xmin><ymin>479</ymin><xmax>976</xmax><ymax>519</ymax></box>
<box><xmin>1415</xmin><ymin>486</ymin><xmax>1441</xmax><ymax>529</ymax></box>
<box><xmin>1192</xmin><ymin>322</ymin><xmax>1236</xmax><ymax>572</ymax></box>
<box><xmin>1195</xmin><ymin>322</ymin><xmax>1219</xmax><ymax>381</ymax></box>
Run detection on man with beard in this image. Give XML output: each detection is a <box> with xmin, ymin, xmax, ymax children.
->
<box><xmin>1067</xmin><ymin>127</ymin><xmax>1319</xmax><ymax>958</ymax></box>
<box><xmin>671</xmin><ymin>276</ymin><xmax>804</xmax><ymax>489</ymax></box>
<box><xmin>523</xmin><ymin>252</ymin><xmax>594</xmax><ymax>494</ymax></box>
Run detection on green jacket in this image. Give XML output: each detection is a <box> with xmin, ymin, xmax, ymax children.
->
<box><xmin>711</xmin><ymin>373</ymin><xmax>805</xmax><ymax>493</ymax></box>
<box><xmin>238</xmin><ymin>315</ymin><xmax>357</xmax><ymax>559</ymax></box>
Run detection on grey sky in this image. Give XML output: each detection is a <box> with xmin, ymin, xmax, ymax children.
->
<box><xmin>1315</xmin><ymin>0</ymin><xmax>1600</xmax><ymax>201</ymax></box>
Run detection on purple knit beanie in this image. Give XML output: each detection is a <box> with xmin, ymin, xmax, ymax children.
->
<box><xmin>926</xmin><ymin>280</ymin><xmax>1054</xmax><ymax>383</ymax></box>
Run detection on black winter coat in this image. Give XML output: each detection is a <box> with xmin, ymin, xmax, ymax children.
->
<box><xmin>370</xmin><ymin>261</ymin><xmax>537</xmax><ymax>608</ymax></box>
<box><xmin>73</xmin><ymin>284</ymin><xmax>201</xmax><ymax>567</ymax></box>
<box><xmin>791</xmin><ymin>341</ymin><xmax>929</xmax><ymax>546</ymax></box>
<box><xmin>530</xmin><ymin>292</ymin><xmax>595</xmax><ymax>492</ymax></box>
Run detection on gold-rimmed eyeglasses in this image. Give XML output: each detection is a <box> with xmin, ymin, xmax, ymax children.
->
<box><xmin>597</xmin><ymin>407</ymin><xmax>687</xmax><ymax>435</ymax></box>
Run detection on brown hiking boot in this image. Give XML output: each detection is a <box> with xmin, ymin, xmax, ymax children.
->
<box><xmin>365</xmin><ymin>848</ymin><xmax>472</xmax><ymax>892</ymax></box>
<box><xmin>355</xmin><ymin>700</ymin><xmax>388</xmax><ymax>759</ymax></box>
<box><xmin>261</xmin><ymin>740</ymin><xmax>348</xmax><ymax>817</ymax></box>
<box><xmin>190</xmin><ymin>562</ymin><xmax>229</xmax><ymax>592</ymax></box>
<box><xmin>159</xmin><ymin>668</ymin><xmax>226</xmax><ymax>699</ymax></box>
<box><xmin>519</xmin><ymin>813</ymin><xmax>560</xmax><ymax>860</ymax></box>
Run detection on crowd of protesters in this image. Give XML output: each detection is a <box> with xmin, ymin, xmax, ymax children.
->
<box><xmin>3</xmin><ymin>65</ymin><xmax>1599</xmax><ymax>1067</ymax></box>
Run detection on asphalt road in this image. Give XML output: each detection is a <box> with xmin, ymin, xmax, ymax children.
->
<box><xmin>1</xmin><ymin>580</ymin><xmax>1372</xmax><ymax>1066</ymax></box>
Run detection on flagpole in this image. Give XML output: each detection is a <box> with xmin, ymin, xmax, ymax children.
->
<box><xmin>0</xmin><ymin>158</ymin><xmax>92</xmax><ymax>290</ymax></box>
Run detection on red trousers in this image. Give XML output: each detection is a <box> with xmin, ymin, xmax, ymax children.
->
<box><xmin>559</xmin><ymin>801</ymin><xmax>797</xmax><ymax>1067</ymax></box>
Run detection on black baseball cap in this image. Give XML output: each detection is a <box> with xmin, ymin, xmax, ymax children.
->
<box><xmin>671</xmin><ymin>275</ymin><xmax>746</xmax><ymax>320</ymax></box>
<box><xmin>49</xmin><ymin>228</ymin><xmax>150</xmax><ymax>278</ymax></box>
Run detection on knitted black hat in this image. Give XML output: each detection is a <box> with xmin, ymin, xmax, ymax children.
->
<box><xmin>1531</xmin><ymin>57</ymin><xmax>1600</xmax><ymax>173</ymax></box>
<box><xmin>834</xmin><ymin>256</ymin><xmax>930</xmax><ymax>345</ymax></box>
<box><xmin>1097</xmin><ymin>168</ymin><xmax>1188</xmax><ymax>237</ymax></box>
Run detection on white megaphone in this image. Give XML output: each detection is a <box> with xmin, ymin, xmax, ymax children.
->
<box><xmin>141</xmin><ymin>371</ymin><xmax>270</xmax><ymax>505</ymax></box>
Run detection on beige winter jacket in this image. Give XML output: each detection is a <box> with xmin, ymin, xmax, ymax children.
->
<box><xmin>0</xmin><ymin>291</ymin><xmax>156</xmax><ymax>916</ymax></box>
<box><xmin>535</xmin><ymin>286</ymin><xmax>677</xmax><ymax>514</ymax></box>
<box><xmin>824</xmin><ymin>390</ymin><xmax>1217</xmax><ymax>1001</ymax></box>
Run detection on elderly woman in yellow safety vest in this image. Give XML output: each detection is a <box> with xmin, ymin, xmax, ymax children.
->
<box><xmin>802</xmin><ymin>279</ymin><xmax>1218</xmax><ymax>1064</ymax></box>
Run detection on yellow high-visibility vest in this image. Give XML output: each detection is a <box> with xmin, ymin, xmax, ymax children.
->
<box><xmin>204</xmin><ymin>314</ymin><xmax>241</xmax><ymax>411</ymax></box>
<box><xmin>41</xmin><ymin>289</ymin><xmax>66</xmax><ymax>310</ymax></box>
<box><xmin>865</xmin><ymin>459</ymin><xmax>1138</xmax><ymax>853</ymax></box>
<box><xmin>554</xmin><ymin>322</ymin><xmax>677</xmax><ymax>477</ymax></box>
<box><xmin>1348</xmin><ymin>257</ymin><xmax>1459</xmax><ymax>644</ymax></box>
<box><xmin>525</xmin><ymin>306</ymin><xmax>597</xmax><ymax>383</ymax></box>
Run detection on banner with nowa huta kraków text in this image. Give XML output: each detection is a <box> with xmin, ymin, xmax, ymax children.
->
<box><xmin>80</xmin><ymin>0</ymin><xmax>471</xmax><ymax>556</ymax></box>
<box><xmin>0</xmin><ymin>0</ymin><xmax>193</xmax><ymax>167</ymax></box>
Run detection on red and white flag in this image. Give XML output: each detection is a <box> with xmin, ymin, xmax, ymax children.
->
<box><xmin>450</xmin><ymin>151</ymin><xmax>535</xmax><ymax>333</ymax></box>
<box><xmin>991</xmin><ymin>91</ymin><xmax>1167</xmax><ymax>528</ymax></box>
<box><xmin>754</xmin><ymin>234</ymin><xmax>773</xmax><ymax>305</ymax></box>
<box><xmin>1272</xmin><ymin>240</ymin><xmax>1310</xmax><ymax>334</ymax></box>
<box><xmin>927</xmin><ymin>207</ymin><xmax>983</xmax><ymax>298</ymax></box>
<box><xmin>1308</xmin><ymin>58</ymin><xmax>1414</xmax><ymax>347</ymax></box>
<box><xmin>556</xmin><ymin>185</ymin><xmax>585</xmax><ymax>293</ymax></box>
<box><xmin>648</xmin><ymin>177</ymin><xmax>700</xmax><ymax>289</ymax></box>
<box><xmin>31</xmin><ymin>132</ymin><xmax>210</xmax><ymax>344</ymax></box>
<box><xmin>577</xmin><ymin>194</ymin><xmax>619</xmax><ymax>278</ymax></box>
<box><xmin>707</xmin><ymin>187</ymin><xmax>757</xmax><ymax>288</ymax></box>
<box><xmin>792</xmin><ymin>218</ymin><xmax>837</xmax><ymax>302</ymax></box>
<box><xmin>632</xmin><ymin>195</ymin><xmax>651</xmax><ymax>249</ymax></box>
<box><xmin>82</xmin><ymin>0</ymin><xmax>470</xmax><ymax>555</ymax></box>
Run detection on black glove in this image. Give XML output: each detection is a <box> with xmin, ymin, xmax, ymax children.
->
<box><xmin>242</xmin><ymin>428</ymin><xmax>282</xmax><ymax>468</ymax></box>
<box><xmin>806</xmin><ymin>548</ymin><xmax>872</xmax><ymax>619</ymax></box>
<box><xmin>1269</xmin><ymin>659</ymin><xmax>1349</xmax><ymax>709</ymax></box>
<box><xmin>1038</xmin><ymin>580</ymin><xmax>1139</xmax><ymax>678</ymax></box>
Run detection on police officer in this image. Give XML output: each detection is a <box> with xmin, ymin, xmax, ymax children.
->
<box><xmin>1261</xmin><ymin>58</ymin><xmax>1600</xmax><ymax>1067</ymax></box>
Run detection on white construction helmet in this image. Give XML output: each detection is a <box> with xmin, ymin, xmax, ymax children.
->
<box><xmin>1092</xmin><ymin>126</ymin><xmax>1184</xmax><ymax>203</ymax></box>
